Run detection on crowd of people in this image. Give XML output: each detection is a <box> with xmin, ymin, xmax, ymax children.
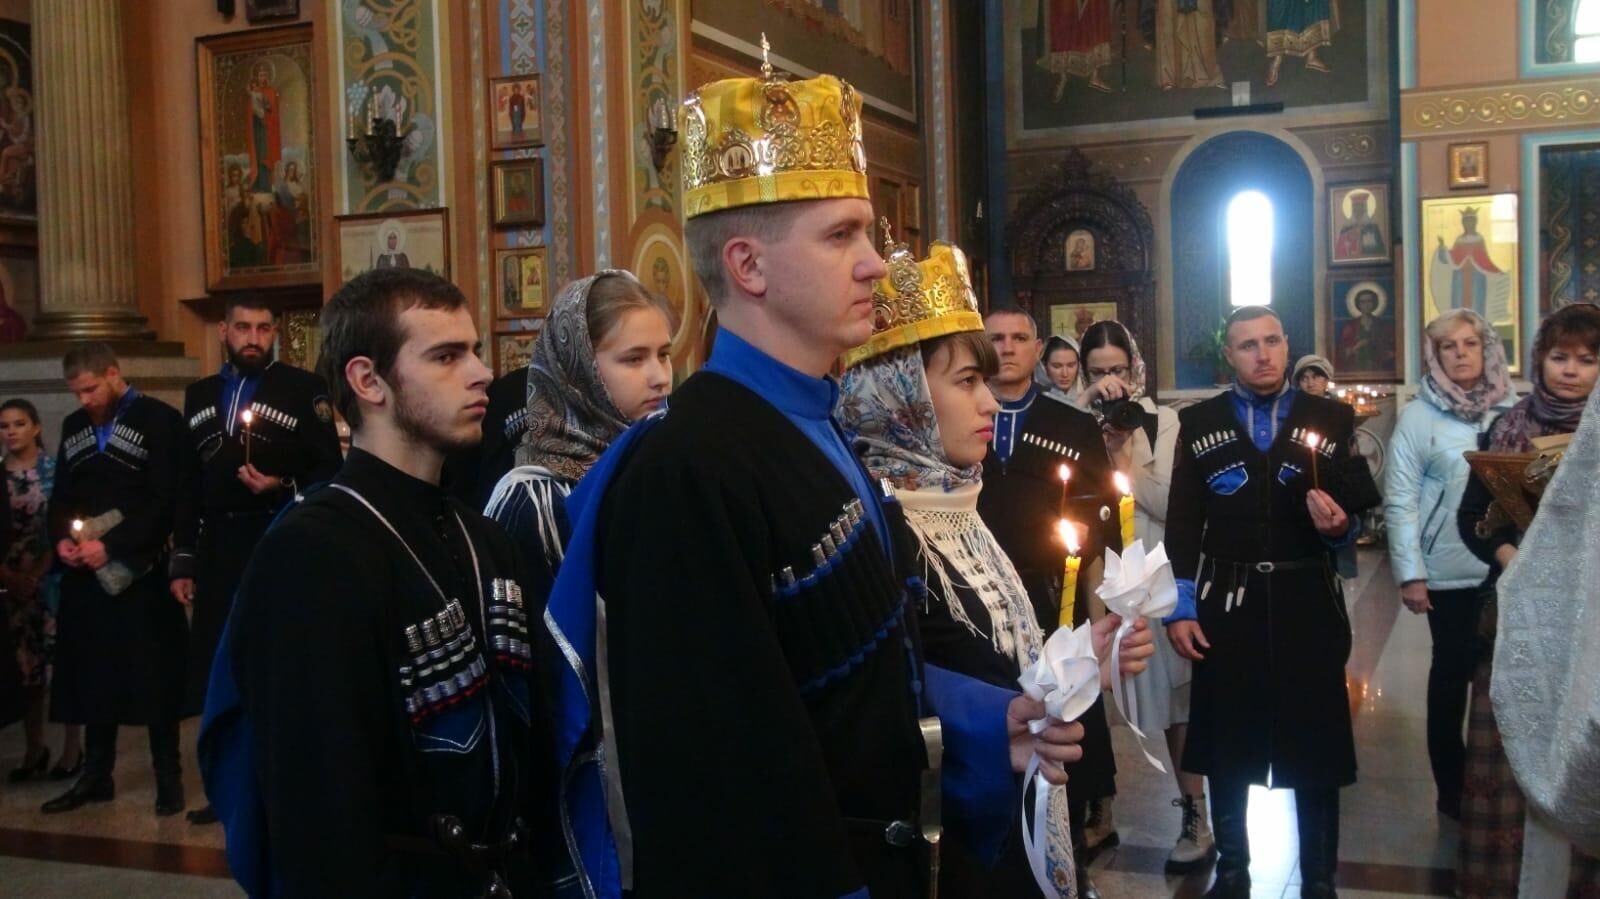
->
<box><xmin>2</xmin><ymin>56</ymin><xmax>1598</xmax><ymax>899</ymax></box>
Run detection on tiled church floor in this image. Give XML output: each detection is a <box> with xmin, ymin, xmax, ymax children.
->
<box><xmin>0</xmin><ymin>549</ymin><xmax>1455</xmax><ymax>896</ymax></box>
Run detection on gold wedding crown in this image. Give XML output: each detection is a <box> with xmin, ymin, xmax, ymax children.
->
<box><xmin>679</xmin><ymin>34</ymin><xmax>870</xmax><ymax>219</ymax></box>
<box><xmin>842</xmin><ymin>223</ymin><xmax>985</xmax><ymax>368</ymax></box>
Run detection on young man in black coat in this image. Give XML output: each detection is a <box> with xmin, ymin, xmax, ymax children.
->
<box><xmin>169</xmin><ymin>296</ymin><xmax>342</xmax><ymax>825</ymax></box>
<box><xmin>1163</xmin><ymin>306</ymin><xmax>1380</xmax><ymax>899</ymax></box>
<box><xmin>978</xmin><ymin>307</ymin><xmax>1122</xmax><ymax>898</ymax></box>
<box><xmin>44</xmin><ymin>344</ymin><xmax>188</xmax><ymax>817</ymax></box>
<box><xmin>214</xmin><ymin>269</ymin><xmax>560</xmax><ymax>896</ymax></box>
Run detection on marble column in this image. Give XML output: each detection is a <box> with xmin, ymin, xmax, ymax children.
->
<box><xmin>29</xmin><ymin>0</ymin><xmax>152</xmax><ymax>340</ymax></box>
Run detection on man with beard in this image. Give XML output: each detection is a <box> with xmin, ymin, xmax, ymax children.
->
<box><xmin>43</xmin><ymin>344</ymin><xmax>187</xmax><ymax>817</ymax></box>
<box><xmin>202</xmin><ymin>268</ymin><xmax>558</xmax><ymax>896</ymax></box>
<box><xmin>169</xmin><ymin>295</ymin><xmax>341</xmax><ymax>825</ymax></box>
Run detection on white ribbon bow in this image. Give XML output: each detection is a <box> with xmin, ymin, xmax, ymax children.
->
<box><xmin>1016</xmin><ymin>622</ymin><xmax>1100</xmax><ymax>898</ymax></box>
<box><xmin>1096</xmin><ymin>540</ymin><xmax>1179</xmax><ymax>772</ymax></box>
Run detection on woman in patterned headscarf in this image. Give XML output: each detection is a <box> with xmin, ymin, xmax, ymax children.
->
<box><xmin>839</xmin><ymin>328</ymin><xmax>1155</xmax><ymax>899</ymax></box>
<box><xmin>485</xmin><ymin>271</ymin><xmax>674</xmax><ymax>611</ymax></box>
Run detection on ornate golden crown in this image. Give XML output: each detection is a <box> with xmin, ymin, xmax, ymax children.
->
<box><xmin>842</xmin><ymin>224</ymin><xmax>985</xmax><ymax>368</ymax></box>
<box><xmin>679</xmin><ymin>34</ymin><xmax>869</xmax><ymax>219</ymax></box>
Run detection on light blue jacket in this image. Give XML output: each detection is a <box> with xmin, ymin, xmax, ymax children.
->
<box><xmin>1384</xmin><ymin>379</ymin><xmax>1514</xmax><ymax>590</ymax></box>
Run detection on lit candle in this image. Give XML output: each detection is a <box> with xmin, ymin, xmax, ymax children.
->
<box><xmin>1057</xmin><ymin>519</ymin><xmax>1081</xmax><ymax>630</ymax></box>
<box><xmin>241</xmin><ymin>409</ymin><xmax>255</xmax><ymax>466</ymax></box>
<box><xmin>1305</xmin><ymin>431</ymin><xmax>1322</xmax><ymax>492</ymax></box>
<box><xmin>1057</xmin><ymin>463</ymin><xmax>1072</xmax><ymax>519</ymax></box>
<box><xmin>1114</xmin><ymin>471</ymin><xmax>1136</xmax><ymax>549</ymax></box>
<box><xmin>70</xmin><ymin>518</ymin><xmax>84</xmax><ymax>543</ymax></box>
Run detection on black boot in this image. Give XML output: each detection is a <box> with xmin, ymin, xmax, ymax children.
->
<box><xmin>150</xmin><ymin>721</ymin><xmax>185</xmax><ymax>817</ymax></box>
<box><xmin>1205</xmin><ymin>777</ymin><xmax>1252</xmax><ymax>899</ymax></box>
<box><xmin>187</xmin><ymin>804</ymin><xmax>219</xmax><ymax>825</ymax></box>
<box><xmin>1296</xmin><ymin>787</ymin><xmax>1340</xmax><ymax>898</ymax></box>
<box><xmin>155</xmin><ymin>774</ymin><xmax>185</xmax><ymax>817</ymax></box>
<box><xmin>44</xmin><ymin>725</ymin><xmax>117</xmax><ymax>814</ymax></box>
<box><xmin>41</xmin><ymin>775</ymin><xmax>115</xmax><ymax>813</ymax></box>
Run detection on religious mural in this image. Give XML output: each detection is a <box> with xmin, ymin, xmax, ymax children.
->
<box><xmin>1329</xmin><ymin>272</ymin><xmax>1398</xmax><ymax>381</ymax></box>
<box><xmin>0</xmin><ymin>20</ymin><xmax>34</xmax><ymax>224</ymax></box>
<box><xmin>762</xmin><ymin>0</ymin><xmax>913</xmax><ymax>74</ymax></box>
<box><xmin>198</xmin><ymin>25</ymin><xmax>321</xmax><ymax>291</ymax></box>
<box><xmin>695</xmin><ymin>0</ymin><xmax>917</xmax><ymax>120</ymax></box>
<box><xmin>1422</xmin><ymin>194</ymin><xmax>1520</xmax><ymax>373</ymax></box>
<box><xmin>1535</xmin><ymin>0</ymin><xmax>1585</xmax><ymax>65</ymax></box>
<box><xmin>1539</xmin><ymin>144</ymin><xmax>1600</xmax><ymax>311</ymax></box>
<box><xmin>0</xmin><ymin>253</ymin><xmax>37</xmax><ymax>343</ymax></box>
<box><xmin>338</xmin><ymin>0</ymin><xmax>443</xmax><ymax>212</ymax></box>
<box><xmin>1013</xmin><ymin>0</ymin><xmax>1380</xmax><ymax>135</ymax></box>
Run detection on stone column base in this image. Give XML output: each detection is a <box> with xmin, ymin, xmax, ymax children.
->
<box><xmin>0</xmin><ymin>341</ymin><xmax>200</xmax><ymax>446</ymax></box>
<box><xmin>28</xmin><ymin>309</ymin><xmax>156</xmax><ymax>342</ymax></box>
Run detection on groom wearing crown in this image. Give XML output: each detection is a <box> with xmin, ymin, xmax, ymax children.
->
<box><xmin>541</xmin><ymin>42</ymin><xmax>1087</xmax><ymax>898</ymax></box>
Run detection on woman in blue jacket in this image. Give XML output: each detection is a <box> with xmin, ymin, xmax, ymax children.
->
<box><xmin>1383</xmin><ymin>308</ymin><xmax>1512</xmax><ymax>820</ymax></box>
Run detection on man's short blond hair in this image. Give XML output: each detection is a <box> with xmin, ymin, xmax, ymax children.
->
<box><xmin>685</xmin><ymin>202</ymin><xmax>806</xmax><ymax>307</ymax></box>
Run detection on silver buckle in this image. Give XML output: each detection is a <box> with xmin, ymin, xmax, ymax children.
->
<box><xmin>884</xmin><ymin>819</ymin><xmax>916</xmax><ymax>848</ymax></box>
<box><xmin>1254</xmin><ymin>561</ymin><xmax>1276</xmax><ymax>574</ymax></box>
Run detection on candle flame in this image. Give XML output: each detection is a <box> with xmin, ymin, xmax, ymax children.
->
<box><xmin>1305</xmin><ymin>431</ymin><xmax>1322</xmax><ymax>450</ymax></box>
<box><xmin>71</xmin><ymin>519</ymin><xmax>83</xmax><ymax>533</ymax></box>
<box><xmin>1057</xmin><ymin>463</ymin><xmax>1071</xmax><ymax>484</ymax></box>
<box><xmin>1057</xmin><ymin>519</ymin><xmax>1080</xmax><ymax>555</ymax></box>
<box><xmin>1113</xmin><ymin>471</ymin><xmax>1132</xmax><ymax>496</ymax></box>
<box><xmin>241</xmin><ymin>409</ymin><xmax>254</xmax><ymax>426</ymax></box>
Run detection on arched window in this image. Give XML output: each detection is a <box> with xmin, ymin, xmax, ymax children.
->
<box><xmin>1576</xmin><ymin>0</ymin><xmax>1600</xmax><ymax>62</ymax></box>
<box><xmin>1226</xmin><ymin>190</ymin><xmax>1274</xmax><ymax>307</ymax></box>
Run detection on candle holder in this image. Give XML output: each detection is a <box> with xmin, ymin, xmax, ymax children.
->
<box><xmin>347</xmin><ymin>116</ymin><xmax>410</xmax><ymax>183</ymax></box>
<box><xmin>646</xmin><ymin>96</ymin><xmax>678</xmax><ymax>173</ymax></box>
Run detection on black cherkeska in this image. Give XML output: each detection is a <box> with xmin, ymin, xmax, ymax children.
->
<box><xmin>228</xmin><ymin>448</ymin><xmax>560</xmax><ymax>896</ymax></box>
<box><xmin>171</xmin><ymin>361</ymin><xmax>341</xmax><ymax>713</ymax></box>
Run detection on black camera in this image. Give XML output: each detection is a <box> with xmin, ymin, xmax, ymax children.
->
<box><xmin>1096</xmin><ymin>397</ymin><xmax>1145</xmax><ymax>432</ymax></box>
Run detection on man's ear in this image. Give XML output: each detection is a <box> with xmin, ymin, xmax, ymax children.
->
<box><xmin>722</xmin><ymin>236</ymin><xmax>767</xmax><ymax>301</ymax></box>
<box><xmin>345</xmin><ymin>356</ymin><xmax>387</xmax><ymax>410</ymax></box>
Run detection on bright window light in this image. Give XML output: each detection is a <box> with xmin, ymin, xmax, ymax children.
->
<box><xmin>1577</xmin><ymin>0</ymin><xmax>1600</xmax><ymax>61</ymax></box>
<box><xmin>1227</xmin><ymin>190</ymin><xmax>1273</xmax><ymax>307</ymax></box>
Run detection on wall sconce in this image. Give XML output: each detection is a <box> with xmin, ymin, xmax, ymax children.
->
<box><xmin>647</xmin><ymin>96</ymin><xmax>678</xmax><ymax>173</ymax></box>
<box><xmin>347</xmin><ymin>96</ymin><xmax>410</xmax><ymax>184</ymax></box>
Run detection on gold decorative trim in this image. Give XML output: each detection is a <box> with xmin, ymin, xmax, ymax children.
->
<box><xmin>1402</xmin><ymin>77</ymin><xmax>1600</xmax><ymax>139</ymax></box>
<box><xmin>1293</xmin><ymin>124</ymin><xmax>1390</xmax><ymax>165</ymax></box>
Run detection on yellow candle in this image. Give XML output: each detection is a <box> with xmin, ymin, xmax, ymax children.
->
<box><xmin>241</xmin><ymin>409</ymin><xmax>254</xmax><ymax>466</ymax></box>
<box><xmin>1057</xmin><ymin>519</ymin><xmax>1080</xmax><ymax>629</ymax></box>
<box><xmin>70</xmin><ymin>519</ymin><xmax>84</xmax><ymax>543</ymax></box>
<box><xmin>1114</xmin><ymin>471</ymin><xmax>1136</xmax><ymax>549</ymax></box>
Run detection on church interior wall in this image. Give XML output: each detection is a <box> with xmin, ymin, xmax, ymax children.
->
<box><xmin>1002</xmin><ymin>0</ymin><xmax>1396</xmax><ymax>393</ymax></box>
<box><xmin>124</xmin><ymin>0</ymin><xmax>327</xmax><ymax>375</ymax></box>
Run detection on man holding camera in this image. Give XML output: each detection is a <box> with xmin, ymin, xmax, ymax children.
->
<box><xmin>978</xmin><ymin>307</ymin><xmax>1121</xmax><ymax>898</ymax></box>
